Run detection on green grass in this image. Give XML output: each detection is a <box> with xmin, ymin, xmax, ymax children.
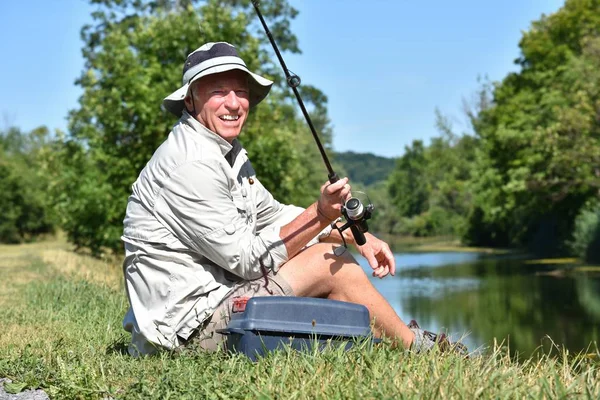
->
<box><xmin>1</xmin><ymin>241</ymin><xmax>599</xmax><ymax>399</ymax></box>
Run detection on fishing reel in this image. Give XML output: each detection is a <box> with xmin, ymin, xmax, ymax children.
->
<box><xmin>333</xmin><ymin>192</ymin><xmax>374</xmax><ymax>253</ymax></box>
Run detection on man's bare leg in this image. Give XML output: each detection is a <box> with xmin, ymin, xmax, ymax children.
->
<box><xmin>277</xmin><ymin>243</ymin><xmax>415</xmax><ymax>348</ymax></box>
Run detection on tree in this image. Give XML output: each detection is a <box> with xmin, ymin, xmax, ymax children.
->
<box><xmin>384</xmin><ymin>111</ymin><xmax>477</xmax><ymax>237</ymax></box>
<box><xmin>55</xmin><ymin>0</ymin><xmax>333</xmax><ymax>254</ymax></box>
<box><xmin>464</xmin><ymin>0</ymin><xmax>600</xmax><ymax>252</ymax></box>
<box><xmin>388</xmin><ymin>140</ymin><xmax>429</xmax><ymax>219</ymax></box>
<box><xmin>0</xmin><ymin>127</ymin><xmax>55</xmax><ymax>243</ymax></box>
<box><xmin>333</xmin><ymin>151</ymin><xmax>396</xmax><ymax>187</ymax></box>
<box><xmin>425</xmin><ymin>111</ymin><xmax>477</xmax><ymax>233</ymax></box>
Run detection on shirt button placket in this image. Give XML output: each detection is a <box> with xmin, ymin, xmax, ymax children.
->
<box><xmin>248</xmin><ymin>178</ymin><xmax>257</xmax><ymax>223</ymax></box>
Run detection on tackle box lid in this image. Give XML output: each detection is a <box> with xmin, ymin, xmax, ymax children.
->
<box><xmin>220</xmin><ymin>296</ymin><xmax>372</xmax><ymax>337</ymax></box>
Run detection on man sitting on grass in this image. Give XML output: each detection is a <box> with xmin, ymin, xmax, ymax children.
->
<box><xmin>121</xmin><ymin>41</ymin><xmax>465</xmax><ymax>356</ymax></box>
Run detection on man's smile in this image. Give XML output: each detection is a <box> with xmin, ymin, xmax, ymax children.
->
<box><xmin>219</xmin><ymin>114</ymin><xmax>240</xmax><ymax>121</ymax></box>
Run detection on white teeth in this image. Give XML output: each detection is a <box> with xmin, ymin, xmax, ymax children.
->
<box><xmin>220</xmin><ymin>115</ymin><xmax>239</xmax><ymax>121</ymax></box>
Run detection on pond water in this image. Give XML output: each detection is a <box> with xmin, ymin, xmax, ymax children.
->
<box><xmin>357</xmin><ymin>251</ymin><xmax>600</xmax><ymax>357</ymax></box>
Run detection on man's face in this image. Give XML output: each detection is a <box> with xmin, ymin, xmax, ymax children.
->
<box><xmin>185</xmin><ymin>70</ymin><xmax>250</xmax><ymax>143</ymax></box>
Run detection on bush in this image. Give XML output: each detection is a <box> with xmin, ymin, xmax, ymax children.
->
<box><xmin>0</xmin><ymin>127</ymin><xmax>55</xmax><ymax>243</ymax></box>
<box><xmin>392</xmin><ymin>207</ymin><xmax>466</xmax><ymax>237</ymax></box>
<box><xmin>569</xmin><ymin>200</ymin><xmax>600</xmax><ymax>264</ymax></box>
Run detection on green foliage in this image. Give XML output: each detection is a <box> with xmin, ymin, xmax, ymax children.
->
<box><xmin>385</xmin><ymin>112</ymin><xmax>477</xmax><ymax>237</ymax></box>
<box><xmin>331</xmin><ymin>152</ymin><xmax>397</xmax><ymax>236</ymax></box>
<box><xmin>51</xmin><ymin>0</ymin><xmax>332</xmax><ymax>253</ymax></box>
<box><xmin>361</xmin><ymin>181</ymin><xmax>402</xmax><ymax>235</ymax></box>
<box><xmin>464</xmin><ymin>0</ymin><xmax>600</xmax><ymax>253</ymax></box>
<box><xmin>569</xmin><ymin>200</ymin><xmax>600</xmax><ymax>263</ymax></box>
<box><xmin>0</xmin><ymin>127</ymin><xmax>55</xmax><ymax>243</ymax></box>
<box><xmin>375</xmin><ymin>1</ymin><xmax>600</xmax><ymax>247</ymax></box>
<box><xmin>333</xmin><ymin>151</ymin><xmax>396</xmax><ymax>187</ymax></box>
<box><xmin>48</xmin><ymin>139</ymin><xmax>127</xmax><ymax>253</ymax></box>
<box><xmin>240</xmin><ymin>96</ymin><xmax>328</xmax><ymax>208</ymax></box>
<box><xmin>7</xmin><ymin>0</ymin><xmax>599</xmax><ymax>255</ymax></box>
<box><xmin>388</xmin><ymin>140</ymin><xmax>430</xmax><ymax>218</ymax></box>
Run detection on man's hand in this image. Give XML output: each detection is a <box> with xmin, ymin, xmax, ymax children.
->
<box><xmin>357</xmin><ymin>233</ymin><xmax>396</xmax><ymax>278</ymax></box>
<box><xmin>316</xmin><ymin>177</ymin><xmax>351</xmax><ymax>222</ymax></box>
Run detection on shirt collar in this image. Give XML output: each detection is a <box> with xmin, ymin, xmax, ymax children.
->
<box><xmin>224</xmin><ymin>139</ymin><xmax>243</xmax><ymax>168</ymax></box>
<box><xmin>180</xmin><ymin>110</ymin><xmax>233</xmax><ymax>158</ymax></box>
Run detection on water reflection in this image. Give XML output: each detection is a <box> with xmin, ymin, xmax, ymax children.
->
<box><xmin>390</xmin><ymin>252</ymin><xmax>480</xmax><ymax>270</ymax></box>
<box><xmin>358</xmin><ymin>252</ymin><xmax>600</xmax><ymax>357</ymax></box>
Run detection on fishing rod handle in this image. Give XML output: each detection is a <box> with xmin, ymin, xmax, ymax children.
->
<box><xmin>350</xmin><ymin>225</ymin><xmax>367</xmax><ymax>246</ymax></box>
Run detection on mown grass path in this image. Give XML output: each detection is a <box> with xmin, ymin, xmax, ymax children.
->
<box><xmin>1</xmin><ymin>240</ymin><xmax>599</xmax><ymax>399</ymax></box>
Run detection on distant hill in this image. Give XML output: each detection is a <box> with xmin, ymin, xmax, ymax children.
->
<box><xmin>333</xmin><ymin>151</ymin><xmax>396</xmax><ymax>187</ymax></box>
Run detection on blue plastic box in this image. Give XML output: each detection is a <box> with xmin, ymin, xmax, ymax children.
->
<box><xmin>218</xmin><ymin>296</ymin><xmax>375</xmax><ymax>360</ymax></box>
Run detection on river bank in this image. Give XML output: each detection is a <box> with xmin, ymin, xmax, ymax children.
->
<box><xmin>377</xmin><ymin>234</ymin><xmax>513</xmax><ymax>254</ymax></box>
<box><xmin>1</xmin><ymin>240</ymin><xmax>599</xmax><ymax>398</ymax></box>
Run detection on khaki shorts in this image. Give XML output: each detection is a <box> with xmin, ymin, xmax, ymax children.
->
<box><xmin>181</xmin><ymin>271</ymin><xmax>294</xmax><ymax>352</ymax></box>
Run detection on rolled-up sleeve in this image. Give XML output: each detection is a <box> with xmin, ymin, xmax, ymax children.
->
<box><xmin>153</xmin><ymin>160</ymin><xmax>288</xmax><ymax>280</ymax></box>
<box><xmin>253</xmin><ymin>177</ymin><xmax>332</xmax><ymax>248</ymax></box>
<box><xmin>254</xmin><ymin>178</ymin><xmax>304</xmax><ymax>231</ymax></box>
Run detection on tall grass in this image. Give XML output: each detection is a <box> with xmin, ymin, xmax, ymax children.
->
<box><xmin>1</xmin><ymin>240</ymin><xmax>599</xmax><ymax>399</ymax></box>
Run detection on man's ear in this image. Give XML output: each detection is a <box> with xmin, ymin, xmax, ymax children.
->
<box><xmin>184</xmin><ymin>93</ymin><xmax>193</xmax><ymax>112</ymax></box>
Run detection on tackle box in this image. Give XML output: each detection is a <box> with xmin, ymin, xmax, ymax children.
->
<box><xmin>217</xmin><ymin>296</ymin><xmax>375</xmax><ymax>360</ymax></box>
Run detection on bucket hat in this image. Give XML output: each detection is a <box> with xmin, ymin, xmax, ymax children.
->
<box><xmin>163</xmin><ymin>42</ymin><xmax>273</xmax><ymax>116</ymax></box>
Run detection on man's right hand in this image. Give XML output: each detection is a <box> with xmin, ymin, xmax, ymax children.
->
<box><xmin>316</xmin><ymin>177</ymin><xmax>351</xmax><ymax>222</ymax></box>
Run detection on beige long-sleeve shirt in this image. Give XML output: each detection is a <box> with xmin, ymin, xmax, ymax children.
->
<box><xmin>121</xmin><ymin>111</ymin><xmax>326</xmax><ymax>356</ymax></box>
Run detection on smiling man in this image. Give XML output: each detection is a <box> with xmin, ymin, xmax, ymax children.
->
<box><xmin>121</xmin><ymin>42</ymin><xmax>465</xmax><ymax>356</ymax></box>
<box><xmin>185</xmin><ymin>69</ymin><xmax>249</xmax><ymax>142</ymax></box>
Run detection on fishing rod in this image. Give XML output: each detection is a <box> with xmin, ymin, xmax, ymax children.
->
<box><xmin>250</xmin><ymin>0</ymin><xmax>338</xmax><ymax>183</ymax></box>
<box><xmin>251</xmin><ymin>0</ymin><xmax>373</xmax><ymax>246</ymax></box>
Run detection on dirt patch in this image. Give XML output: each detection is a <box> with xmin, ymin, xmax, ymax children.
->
<box><xmin>0</xmin><ymin>272</ymin><xmax>45</xmax><ymax>307</ymax></box>
<box><xmin>0</xmin><ymin>256</ymin><xmax>47</xmax><ymax>307</ymax></box>
<box><xmin>0</xmin><ymin>241</ymin><xmax>123</xmax><ymax>300</ymax></box>
<box><xmin>0</xmin><ymin>322</ymin><xmax>63</xmax><ymax>349</ymax></box>
<box><xmin>40</xmin><ymin>249</ymin><xmax>122</xmax><ymax>289</ymax></box>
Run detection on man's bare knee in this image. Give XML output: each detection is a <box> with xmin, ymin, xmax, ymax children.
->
<box><xmin>277</xmin><ymin>243</ymin><xmax>366</xmax><ymax>298</ymax></box>
<box><xmin>285</xmin><ymin>243</ymin><xmax>358</xmax><ymax>271</ymax></box>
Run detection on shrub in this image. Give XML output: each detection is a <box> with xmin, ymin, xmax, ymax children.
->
<box><xmin>569</xmin><ymin>200</ymin><xmax>600</xmax><ymax>263</ymax></box>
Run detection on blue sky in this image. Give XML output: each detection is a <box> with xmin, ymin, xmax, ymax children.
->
<box><xmin>0</xmin><ymin>0</ymin><xmax>564</xmax><ymax>157</ymax></box>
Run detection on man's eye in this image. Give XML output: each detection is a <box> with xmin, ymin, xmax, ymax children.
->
<box><xmin>236</xmin><ymin>90</ymin><xmax>248</xmax><ymax>95</ymax></box>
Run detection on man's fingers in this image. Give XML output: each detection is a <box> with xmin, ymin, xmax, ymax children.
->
<box><xmin>366</xmin><ymin>252</ymin><xmax>378</xmax><ymax>270</ymax></box>
<box><xmin>318</xmin><ymin>178</ymin><xmax>350</xmax><ymax>220</ymax></box>
<box><xmin>369</xmin><ymin>246</ymin><xmax>395</xmax><ymax>278</ymax></box>
<box><xmin>384</xmin><ymin>247</ymin><xmax>396</xmax><ymax>276</ymax></box>
<box><xmin>380</xmin><ymin>267</ymin><xmax>389</xmax><ymax>278</ymax></box>
<box><xmin>361</xmin><ymin>237</ymin><xmax>396</xmax><ymax>279</ymax></box>
<box><xmin>372</xmin><ymin>265</ymin><xmax>389</xmax><ymax>279</ymax></box>
<box><xmin>323</xmin><ymin>177</ymin><xmax>348</xmax><ymax>195</ymax></box>
<box><xmin>344</xmin><ymin>190</ymin><xmax>353</xmax><ymax>203</ymax></box>
<box><xmin>339</xmin><ymin>184</ymin><xmax>351</xmax><ymax>201</ymax></box>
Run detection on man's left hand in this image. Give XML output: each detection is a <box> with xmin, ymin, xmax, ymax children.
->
<box><xmin>356</xmin><ymin>233</ymin><xmax>396</xmax><ymax>278</ymax></box>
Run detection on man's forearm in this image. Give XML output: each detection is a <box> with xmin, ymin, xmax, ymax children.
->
<box><xmin>279</xmin><ymin>202</ymin><xmax>332</xmax><ymax>259</ymax></box>
<box><xmin>319</xmin><ymin>223</ymin><xmax>356</xmax><ymax>247</ymax></box>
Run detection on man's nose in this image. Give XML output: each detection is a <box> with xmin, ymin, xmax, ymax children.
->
<box><xmin>224</xmin><ymin>90</ymin><xmax>240</xmax><ymax>109</ymax></box>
